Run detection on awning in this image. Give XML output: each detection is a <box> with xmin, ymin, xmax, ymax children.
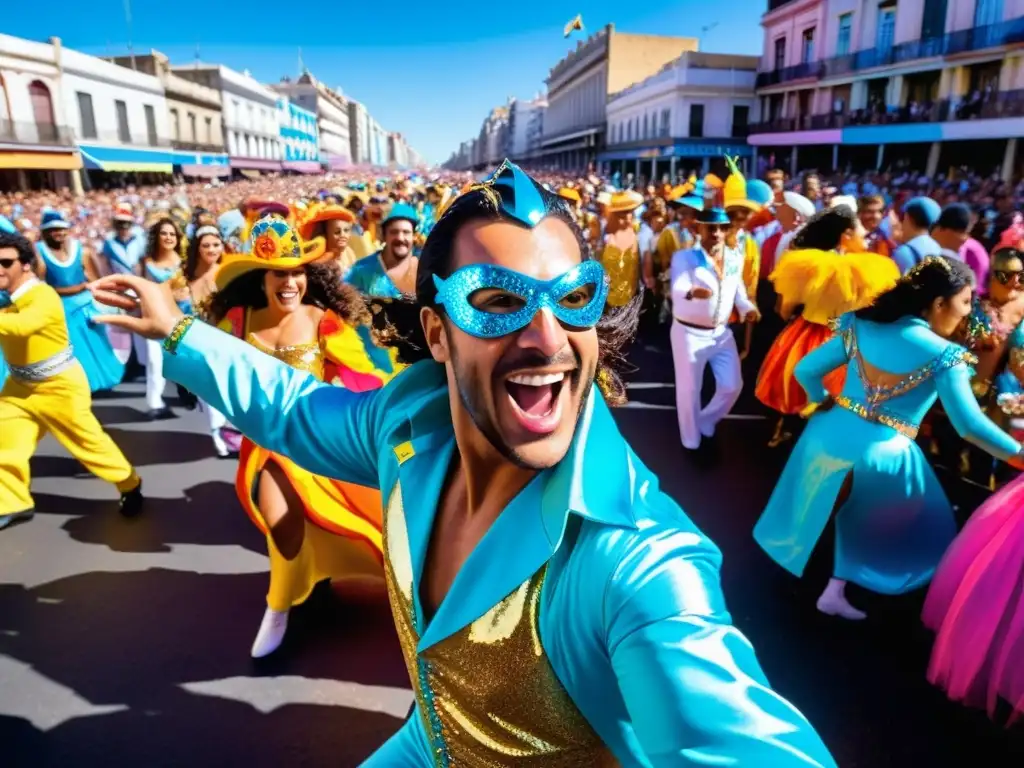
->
<box><xmin>229</xmin><ymin>157</ymin><xmax>283</xmax><ymax>171</ymax></box>
<box><xmin>79</xmin><ymin>144</ymin><xmax>176</xmax><ymax>174</ymax></box>
<box><xmin>179</xmin><ymin>164</ymin><xmax>231</xmax><ymax>178</ymax></box>
<box><xmin>282</xmin><ymin>160</ymin><xmax>322</xmax><ymax>174</ymax></box>
<box><xmin>0</xmin><ymin>150</ymin><xmax>82</xmax><ymax>171</ymax></box>
<box><xmin>239</xmin><ymin>169</ymin><xmax>262</xmax><ymax>179</ymax></box>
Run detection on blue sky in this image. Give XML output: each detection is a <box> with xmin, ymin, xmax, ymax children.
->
<box><xmin>6</xmin><ymin>1</ymin><xmax>765</xmax><ymax>164</ymax></box>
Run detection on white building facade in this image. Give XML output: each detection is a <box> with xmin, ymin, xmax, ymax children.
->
<box><xmin>508</xmin><ymin>95</ymin><xmax>547</xmax><ymax>166</ymax></box>
<box><xmin>175</xmin><ymin>63</ymin><xmax>281</xmax><ymax>174</ymax></box>
<box><xmin>276</xmin><ymin>96</ymin><xmax>320</xmax><ymax>173</ymax></box>
<box><xmin>272</xmin><ymin>73</ymin><xmax>351</xmax><ymax>171</ymax></box>
<box><xmin>601</xmin><ymin>52</ymin><xmax>760</xmax><ymax>182</ymax></box>
<box><xmin>0</xmin><ymin>34</ymin><xmax>81</xmax><ymax>191</ymax></box>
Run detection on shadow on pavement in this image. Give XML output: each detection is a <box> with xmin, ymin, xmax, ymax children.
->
<box><xmin>0</xmin><ymin>569</ymin><xmax>405</xmax><ymax>768</ymax></box>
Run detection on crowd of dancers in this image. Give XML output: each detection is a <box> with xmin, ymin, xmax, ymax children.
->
<box><xmin>1</xmin><ymin>158</ymin><xmax>1023</xmax><ymax>764</ymax></box>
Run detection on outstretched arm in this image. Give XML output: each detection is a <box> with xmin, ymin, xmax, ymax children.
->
<box><xmin>937</xmin><ymin>361</ymin><xmax>1021</xmax><ymax>461</ymax></box>
<box><xmin>606</xmin><ymin>531</ymin><xmax>837</xmax><ymax>767</ymax></box>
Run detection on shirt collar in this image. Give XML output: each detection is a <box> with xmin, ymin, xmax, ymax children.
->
<box><xmin>11</xmin><ymin>277</ymin><xmax>40</xmax><ymax>302</ymax></box>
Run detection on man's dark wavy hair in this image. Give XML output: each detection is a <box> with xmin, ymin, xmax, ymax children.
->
<box><xmin>0</xmin><ymin>230</ymin><xmax>36</xmax><ymax>264</ymax></box>
<box><xmin>369</xmin><ymin>167</ymin><xmax>641</xmax><ymax>404</ymax></box>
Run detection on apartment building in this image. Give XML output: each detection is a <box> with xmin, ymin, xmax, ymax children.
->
<box><xmin>748</xmin><ymin>0</ymin><xmax>1024</xmax><ymax>178</ymax></box>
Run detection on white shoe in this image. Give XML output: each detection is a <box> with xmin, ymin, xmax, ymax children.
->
<box><xmin>816</xmin><ymin>593</ymin><xmax>867</xmax><ymax>621</ymax></box>
<box><xmin>251</xmin><ymin>607</ymin><xmax>289</xmax><ymax>658</ymax></box>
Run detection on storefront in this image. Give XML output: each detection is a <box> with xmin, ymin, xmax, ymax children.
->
<box><xmin>0</xmin><ymin>147</ymin><xmax>82</xmax><ymax>192</ymax></box>
<box><xmin>283</xmin><ymin>160</ymin><xmax>322</xmax><ymax>174</ymax></box>
<box><xmin>598</xmin><ymin>140</ymin><xmax>753</xmax><ymax>186</ymax></box>
<box><xmin>229</xmin><ymin>157</ymin><xmax>283</xmax><ymax>178</ymax></box>
<box><xmin>78</xmin><ymin>144</ymin><xmax>175</xmax><ymax>189</ymax></box>
<box><xmin>174</xmin><ymin>151</ymin><xmax>231</xmax><ymax>180</ymax></box>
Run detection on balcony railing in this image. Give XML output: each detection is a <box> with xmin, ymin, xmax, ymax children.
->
<box><xmin>749</xmin><ymin>88</ymin><xmax>1024</xmax><ymax>133</ymax></box>
<box><xmin>172</xmin><ymin>140</ymin><xmax>225</xmax><ymax>154</ymax></box>
<box><xmin>77</xmin><ymin>130</ymin><xmax>172</xmax><ymax>148</ymax></box>
<box><xmin>0</xmin><ymin>119</ymin><xmax>76</xmax><ymax>147</ymax></box>
<box><xmin>757</xmin><ymin>16</ymin><xmax>1024</xmax><ymax>89</ymax></box>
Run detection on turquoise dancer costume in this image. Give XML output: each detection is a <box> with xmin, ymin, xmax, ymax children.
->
<box><xmin>159</xmin><ymin>161</ymin><xmax>835</xmax><ymax>767</ymax></box>
<box><xmin>0</xmin><ymin>214</ymin><xmax>11</xmax><ymax>387</ymax></box>
<box><xmin>36</xmin><ymin>221</ymin><xmax>124</xmax><ymax>392</ymax></box>
<box><xmin>344</xmin><ymin>203</ymin><xmax>420</xmax><ymax>298</ymax></box>
<box><xmin>755</xmin><ymin>312</ymin><xmax>1020</xmax><ymax>594</ymax></box>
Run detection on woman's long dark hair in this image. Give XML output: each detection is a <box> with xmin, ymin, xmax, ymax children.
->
<box><xmin>183</xmin><ymin>231</ymin><xmax>223</xmax><ymax>282</ymax></box>
<box><xmin>791</xmin><ymin>206</ymin><xmax>857</xmax><ymax>251</ymax></box>
<box><xmin>206</xmin><ymin>261</ymin><xmax>368</xmax><ymax>327</ymax></box>
<box><xmin>145</xmin><ymin>217</ymin><xmax>183</xmax><ymax>260</ymax></box>
<box><xmin>370</xmin><ymin>177</ymin><xmax>642</xmax><ymax>404</ymax></box>
<box><xmin>855</xmin><ymin>256</ymin><xmax>975</xmax><ymax>324</ymax></box>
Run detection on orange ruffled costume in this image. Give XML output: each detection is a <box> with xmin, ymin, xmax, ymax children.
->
<box><xmin>755</xmin><ymin>248</ymin><xmax>899</xmax><ymax>414</ymax></box>
<box><xmin>221</xmin><ymin>306</ymin><xmax>400</xmax><ymax>611</ymax></box>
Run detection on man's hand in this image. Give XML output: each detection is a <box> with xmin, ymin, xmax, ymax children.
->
<box><xmin>690</xmin><ymin>286</ymin><xmax>713</xmax><ymax>299</ymax></box>
<box><xmin>744</xmin><ymin>308</ymin><xmax>762</xmax><ymax>323</ymax></box>
<box><xmin>89</xmin><ymin>274</ymin><xmax>184</xmax><ymax>340</ymax></box>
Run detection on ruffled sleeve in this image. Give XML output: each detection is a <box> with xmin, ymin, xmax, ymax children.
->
<box><xmin>320</xmin><ymin>310</ymin><xmax>403</xmax><ymax>392</ymax></box>
<box><xmin>772</xmin><ymin>249</ymin><xmax>898</xmax><ymax>324</ymax></box>
<box><xmin>217</xmin><ymin>306</ymin><xmax>245</xmax><ymax>339</ymax></box>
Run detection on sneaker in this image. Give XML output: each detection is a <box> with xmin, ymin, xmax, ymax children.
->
<box><xmin>0</xmin><ymin>510</ymin><xmax>35</xmax><ymax>530</ymax></box>
<box><xmin>119</xmin><ymin>482</ymin><xmax>144</xmax><ymax>518</ymax></box>
<box><xmin>251</xmin><ymin>608</ymin><xmax>289</xmax><ymax>659</ymax></box>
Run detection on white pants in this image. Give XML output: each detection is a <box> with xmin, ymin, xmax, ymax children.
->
<box><xmin>144</xmin><ymin>338</ymin><xmax>165</xmax><ymax>410</ymax></box>
<box><xmin>132</xmin><ymin>332</ymin><xmax>149</xmax><ymax>367</ymax></box>
<box><xmin>205</xmin><ymin>402</ymin><xmax>227</xmax><ymax>431</ymax></box>
<box><xmin>670</xmin><ymin>322</ymin><xmax>743</xmax><ymax>449</ymax></box>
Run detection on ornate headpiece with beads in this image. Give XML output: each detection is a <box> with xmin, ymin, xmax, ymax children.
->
<box><xmin>901</xmin><ymin>256</ymin><xmax>952</xmax><ymax>287</ymax></box>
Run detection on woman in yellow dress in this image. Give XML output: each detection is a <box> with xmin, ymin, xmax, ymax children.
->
<box><xmin>298</xmin><ymin>203</ymin><xmax>359</xmax><ymax>274</ymax></box>
<box><xmin>755</xmin><ymin>204</ymin><xmax>899</xmax><ymax>446</ymax></box>
<box><xmin>600</xmin><ymin>191</ymin><xmax>644</xmax><ymax>308</ymax></box>
<box><xmin>205</xmin><ymin>216</ymin><xmax>398</xmax><ymax>658</ymax></box>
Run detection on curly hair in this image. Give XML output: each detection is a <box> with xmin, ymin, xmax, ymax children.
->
<box><xmin>791</xmin><ymin>207</ymin><xmax>858</xmax><ymax>251</ymax></box>
<box><xmin>206</xmin><ymin>261</ymin><xmax>368</xmax><ymax>327</ymax></box>
<box><xmin>183</xmin><ymin>230</ymin><xmax>224</xmax><ymax>282</ymax></box>
<box><xmin>145</xmin><ymin>217</ymin><xmax>183</xmax><ymax>260</ymax></box>
<box><xmin>856</xmin><ymin>256</ymin><xmax>975</xmax><ymax>324</ymax></box>
<box><xmin>0</xmin><ymin>230</ymin><xmax>36</xmax><ymax>264</ymax></box>
<box><xmin>369</xmin><ymin>179</ymin><xmax>642</xmax><ymax>405</ymax></box>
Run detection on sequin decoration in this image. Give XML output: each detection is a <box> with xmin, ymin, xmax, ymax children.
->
<box><xmin>834</xmin><ymin>395</ymin><xmax>919</xmax><ymax>438</ymax></box>
<box><xmin>433</xmin><ymin>261</ymin><xmax>609</xmax><ymax>339</ymax></box>
<box><xmin>381</xmin><ymin>486</ymin><xmax>614</xmax><ymax>767</ymax></box>
<box><xmin>247</xmin><ymin>334</ymin><xmax>325</xmax><ymax>379</ymax></box>
<box><xmin>599</xmin><ymin>244</ymin><xmax>639</xmax><ymax>308</ymax></box>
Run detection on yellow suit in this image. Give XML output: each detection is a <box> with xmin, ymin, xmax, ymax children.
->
<box><xmin>0</xmin><ymin>280</ymin><xmax>137</xmax><ymax>518</ymax></box>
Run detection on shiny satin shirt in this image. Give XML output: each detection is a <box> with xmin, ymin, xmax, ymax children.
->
<box><xmin>164</xmin><ymin>321</ymin><xmax>838</xmax><ymax>768</ymax></box>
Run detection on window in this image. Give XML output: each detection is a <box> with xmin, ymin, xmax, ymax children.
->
<box><xmin>876</xmin><ymin>4</ymin><xmax>896</xmax><ymax>51</ymax></box>
<box><xmin>660</xmin><ymin>108</ymin><xmax>671</xmax><ymax>137</ymax></box>
<box><xmin>974</xmin><ymin>0</ymin><xmax>1002</xmax><ymax>27</ymax></box>
<box><xmin>921</xmin><ymin>0</ymin><xmax>947</xmax><ymax>39</ymax></box>
<box><xmin>801</xmin><ymin>28</ymin><xmax>816</xmax><ymax>63</ymax></box>
<box><xmin>115</xmin><ymin>100</ymin><xmax>130</xmax><ymax>143</ymax></box>
<box><xmin>169</xmin><ymin>108</ymin><xmax>180</xmax><ymax>141</ymax></box>
<box><xmin>732</xmin><ymin>105</ymin><xmax>750</xmax><ymax>138</ymax></box>
<box><xmin>76</xmin><ymin>92</ymin><xmax>97</xmax><ymax>139</ymax></box>
<box><xmin>205</xmin><ymin>116</ymin><xmax>213</xmax><ymax>143</ymax></box>
<box><xmin>773</xmin><ymin>37</ymin><xmax>786</xmax><ymax>70</ymax></box>
<box><xmin>144</xmin><ymin>105</ymin><xmax>157</xmax><ymax>145</ymax></box>
<box><xmin>188</xmin><ymin>112</ymin><xmax>197</xmax><ymax>142</ymax></box>
<box><xmin>642</xmin><ymin>114</ymin><xmax>649</xmax><ymax>139</ymax></box>
<box><xmin>689</xmin><ymin>104</ymin><xmax>705</xmax><ymax>138</ymax></box>
<box><xmin>836</xmin><ymin>13</ymin><xmax>852</xmax><ymax>55</ymax></box>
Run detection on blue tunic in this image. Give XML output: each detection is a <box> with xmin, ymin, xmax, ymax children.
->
<box><xmin>163</xmin><ymin>320</ymin><xmax>837</xmax><ymax>767</ymax></box>
<box><xmin>755</xmin><ymin>313</ymin><xmax>1020</xmax><ymax>595</ymax></box>
<box><xmin>37</xmin><ymin>240</ymin><xmax>124</xmax><ymax>392</ymax></box>
<box><xmin>344</xmin><ymin>252</ymin><xmax>402</xmax><ymax>298</ymax></box>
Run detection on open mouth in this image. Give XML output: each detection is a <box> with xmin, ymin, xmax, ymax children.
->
<box><xmin>276</xmin><ymin>290</ymin><xmax>299</xmax><ymax>304</ymax></box>
<box><xmin>504</xmin><ymin>372</ymin><xmax>567</xmax><ymax>435</ymax></box>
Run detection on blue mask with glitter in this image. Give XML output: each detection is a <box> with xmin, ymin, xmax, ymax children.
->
<box><xmin>432</xmin><ymin>260</ymin><xmax>609</xmax><ymax>339</ymax></box>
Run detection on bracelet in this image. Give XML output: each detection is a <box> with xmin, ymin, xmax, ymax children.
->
<box><xmin>162</xmin><ymin>315</ymin><xmax>196</xmax><ymax>355</ymax></box>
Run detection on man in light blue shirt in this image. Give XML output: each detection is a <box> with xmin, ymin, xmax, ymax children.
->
<box><xmin>891</xmin><ymin>196</ymin><xmax>942</xmax><ymax>275</ymax></box>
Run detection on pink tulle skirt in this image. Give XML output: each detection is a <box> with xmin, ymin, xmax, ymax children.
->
<box><xmin>922</xmin><ymin>472</ymin><xmax>1024</xmax><ymax>723</ymax></box>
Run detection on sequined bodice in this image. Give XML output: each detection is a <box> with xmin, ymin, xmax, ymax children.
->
<box><xmin>383</xmin><ymin>486</ymin><xmax>615</xmax><ymax>767</ymax></box>
<box><xmin>246</xmin><ymin>333</ymin><xmax>324</xmax><ymax>380</ymax></box>
<box><xmin>600</xmin><ymin>244</ymin><xmax>639</xmax><ymax>308</ymax></box>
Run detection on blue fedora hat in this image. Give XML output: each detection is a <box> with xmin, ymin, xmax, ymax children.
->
<box><xmin>671</xmin><ymin>180</ymin><xmax>706</xmax><ymax>212</ymax></box>
<box><xmin>382</xmin><ymin>202</ymin><xmax>420</xmax><ymax>230</ymax></box>
<box><xmin>40</xmin><ymin>209</ymin><xmax>71</xmax><ymax>231</ymax></box>
<box><xmin>698</xmin><ymin>207</ymin><xmax>730</xmax><ymax>226</ymax></box>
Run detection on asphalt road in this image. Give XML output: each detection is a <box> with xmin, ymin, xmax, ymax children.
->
<box><xmin>2</xmin><ymin>332</ymin><xmax>1024</xmax><ymax>767</ymax></box>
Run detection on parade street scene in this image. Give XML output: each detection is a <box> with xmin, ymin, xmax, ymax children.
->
<box><xmin>3</xmin><ymin>1</ymin><xmax>1024</xmax><ymax>766</ymax></box>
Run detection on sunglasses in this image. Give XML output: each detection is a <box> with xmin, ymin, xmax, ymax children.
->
<box><xmin>703</xmin><ymin>224</ymin><xmax>730</xmax><ymax>233</ymax></box>
<box><xmin>994</xmin><ymin>269</ymin><xmax>1024</xmax><ymax>285</ymax></box>
<box><xmin>0</xmin><ymin>257</ymin><xmax>17</xmax><ymax>269</ymax></box>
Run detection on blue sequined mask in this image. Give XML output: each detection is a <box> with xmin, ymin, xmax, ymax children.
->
<box><xmin>433</xmin><ymin>261</ymin><xmax>609</xmax><ymax>339</ymax></box>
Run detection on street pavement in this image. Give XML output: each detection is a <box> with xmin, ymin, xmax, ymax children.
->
<box><xmin>3</xmin><ymin>335</ymin><xmax>1024</xmax><ymax>767</ymax></box>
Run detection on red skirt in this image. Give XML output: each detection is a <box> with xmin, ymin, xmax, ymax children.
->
<box><xmin>755</xmin><ymin>316</ymin><xmax>846</xmax><ymax>415</ymax></box>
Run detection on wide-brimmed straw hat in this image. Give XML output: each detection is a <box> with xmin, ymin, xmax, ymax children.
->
<box><xmin>606</xmin><ymin>190</ymin><xmax>644</xmax><ymax>215</ymax></box>
<box><xmin>215</xmin><ymin>216</ymin><xmax>325</xmax><ymax>290</ymax></box>
<box><xmin>297</xmin><ymin>203</ymin><xmax>357</xmax><ymax>240</ymax></box>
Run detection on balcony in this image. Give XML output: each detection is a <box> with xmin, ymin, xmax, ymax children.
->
<box><xmin>749</xmin><ymin>88</ymin><xmax>1024</xmax><ymax>133</ymax></box>
<box><xmin>78</xmin><ymin>130</ymin><xmax>172</xmax><ymax>148</ymax></box>
<box><xmin>0</xmin><ymin>119</ymin><xmax>76</xmax><ymax>147</ymax></box>
<box><xmin>757</xmin><ymin>16</ymin><xmax>1024</xmax><ymax>89</ymax></box>
<box><xmin>172</xmin><ymin>140</ymin><xmax>225</xmax><ymax>153</ymax></box>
